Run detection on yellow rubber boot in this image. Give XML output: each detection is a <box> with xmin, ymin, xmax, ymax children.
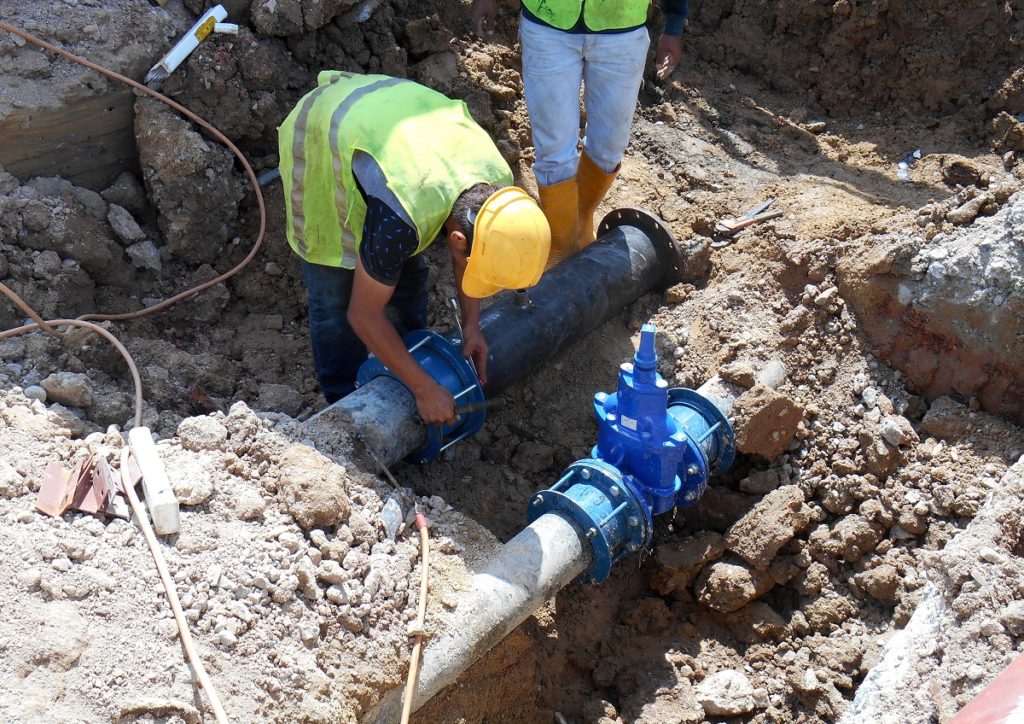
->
<box><xmin>577</xmin><ymin>152</ymin><xmax>619</xmax><ymax>247</ymax></box>
<box><xmin>537</xmin><ymin>176</ymin><xmax>579</xmax><ymax>270</ymax></box>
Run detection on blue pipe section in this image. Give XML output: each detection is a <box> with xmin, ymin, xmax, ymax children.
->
<box><xmin>530</xmin><ymin>323</ymin><xmax>736</xmax><ymax>582</ymax></box>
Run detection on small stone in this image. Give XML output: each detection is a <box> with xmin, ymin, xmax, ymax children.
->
<box><xmin>107</xmin><ymin>204</ymin><xmax>146</xmax><ymax>243</ymax></box>
<box><xmin>801</xmin><ymin>668</ymin><xmax>819</xmax><ymax>692</ymax></box>
<box><xmin>696</xmin><ymin>670</ymin><xmax>756</xmax><ymax>716</ymax></box>
<box><xmin>23</xmin><ymin>385</ymin><xmax>46</xmax><ymax>401</ymax></box>
<box><xmin>177</xmin><ymin>416</ymin><xmax>228</xmax><ymax>452</ymax></box>
<box><xmin>999</xmin><ymin>601</ymin><xmax>1024</xmax><ymax>635</ymax></box>
<box><xmin>326</xmin><ymin>584</ymin><xmax>348</xmax><ymax>605</ymax></box>
<box><xmin>126</xmin><ymin>240</ymin><xmax>162</xmax><ymax>271</ymax></box>
<box><xmin>317</xmin><ymin>560</ymin><xmax>347</xmax><ymax>585</ymax></box>
<box><xmin>40</xmin><ymin>372</ymin><xmax>94</xmax><ymax>408</ymax></box>
<box><xmin>879</xmin><ymin>415</ymin><xmax>917</xmax><ymax>447</ymax></box>
<box><xmin>216</xmin><ymin>630</ymin><xmax>237</xmax><ymax>647</ymax></box>
<box><xmin>966</xmin><ymin>664</ymin><xmax>985</xmax><ymax>681</ymax></box>
<box><xmin>18</xmin><ymin>568</ymin><xmax>42</xmax><ymax>590</ymax></box>
<box><xmin>278</xmin><ymin>531</ymin><xmax>300</xmax><ymax>552</ymax></box>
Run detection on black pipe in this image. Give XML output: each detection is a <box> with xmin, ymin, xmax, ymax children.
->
<box><xmin>306</xmin><ymin>209</ymin><xmax>692</xmax><ymax>467</ymax></box>
<box><xmin>457</xmin><ymin>208</ymin><xmax>687</xmax><ymax>395</ymax></box>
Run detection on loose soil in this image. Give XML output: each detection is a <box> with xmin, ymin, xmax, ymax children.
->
<box><xmin>1</xmin><ymin>1</ymin><xmax>1023</xmax><ymax>723</ymax></box>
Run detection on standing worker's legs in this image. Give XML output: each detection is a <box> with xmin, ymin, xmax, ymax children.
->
<box><xmin>301</xmin><ymin>261</ymin><xmax>366</xmax><ymax>404</ymax></box>
<box><xmin>579</xmin><ymin>28</ymin><xmax>650</xmax><ymax>245</ymax></box>
<box><xmin>520</xmin><ymin>19</ymin><xmax>585</xmax><ymax>268</ymax></box>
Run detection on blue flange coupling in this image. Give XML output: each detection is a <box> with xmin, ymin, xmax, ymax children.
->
<box><xmin>356</xmin><ymin>329</ymin><xmax>485</xmax><ymax>464</ymax></box>
<box><xmin>527</xmin><ymin>459</ymin><xmax>650</xmax><ymax>583</ymax></box>
<box><xmin>667</xmin><ymin>387</ymin><xmax>736</xmax><ymax>508</ymax></box>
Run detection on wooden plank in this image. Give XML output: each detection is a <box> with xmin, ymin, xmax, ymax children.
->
<box><xmin>0</xmin><ymin>90</ymin><xmax>140</xmax><ymax>190</ymax></box>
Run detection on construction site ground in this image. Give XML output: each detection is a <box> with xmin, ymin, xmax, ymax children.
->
<box><xmin>1</xmin><ymin>1</ymin><xmax>1023</xmax><ymax>722</ymax></box>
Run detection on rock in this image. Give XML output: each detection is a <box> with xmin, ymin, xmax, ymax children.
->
<box><xmin>177</xmin><ymin>416</ymin><xmax>228</xmax><ymax>452</ymax></box>
<box><xmin>23</xmin><ymin>385</ymin><xmax>46</xmax><ymax>402</ymax></box>
<box><xmin>921</xmin><ymin>396</ymin><xmax>973</xmax><ymax>440</ymax></box>
<box><xmin>277</xmin><ymin>444</ymin><xmax>352</xmax><ymax>530</ymax></box>
<box><xmin>739</xmin><ymin>467</ymin><xmax>787</xmax><ymax>494</ymax></box>
<box><xmin>719</xmin><ymin>361</ymin><xmax>756</xmax><ymax>388</ymax></box>
<box><xmin>650</xmin><ymin>531</ymin><xmax>725</xmax><ymax>597</ymax></box>
<box><xmin>854</xmin><ymin>564</ymin><xmax>900</xmax><ymax>603</ymax></box>
<box><xmin>731</xmin><ymin>384</ymin><xmax>804</xmax><ymax>460</ymax></box>
<box><xmin>89</xmin><ymin>391</ymin><xmax>133</xmax><ymax>427</ymax></box>
<box><xmin>233</xmin><ymin>485</ymin><xmax>266</xmax><ymax>520</ymax></box>
<box><xmin>830</xmin><ymin>514</ymin><xmax>886</xmax><ymax>563</ymax></box>
<box><xmin>879</xmin><ymin>415</ymin><xmax>918</xmax><ymax>446</ymax></box>
<box><xmin>135</xmin><ymin>96</ymin><xmax>245</xmax><ymax>265</ymax></box>
<box><xmin>117</xmin><ymin>699</ymin><xmax>200</xmax><ymax>724</ymax></box>
<box><xmin>256</xmin><ymin>383</ymin><xmax>304</xmax><ymax>417</ymax></box>
<box><xmin>1000</xmin><ymin>601</ymin><xmax>1024</xmax><ymax>635</ymax></box>
<box><xmin>101</xmin><ymin>171</ymin><xmax>149</xmax><ymax>218</ymax></box>
<box><xmin>696</xmin><ymin>558</ymin><xmax>775</xmax><ymax>613</ymax></box>
<box><xmin>326</xmin><ymin>584</ymin><xmax>348</xmax><ymax>605</ymax></box>
<box><xmin>724</xmin><ymin>485</ymin><xmax>815</xmax><ymax>570</ymax></box>
<box><xmin>696</xmin><ymin>670</ymin><xmax>756</xmax><ymax>717</ymax></box>
<box><xmin>317</xmin><ymin>560</ymin><xmax>347</xmax><ymax>585</ymax></box>
<box><xmin>107</xmin><ymin>203</ymin><xmax>146</xmax><ymax>243</ymax></box>
<box><xmin>723</xmin><ymin>601</ymin><xmax>786</xmax><ymax>642</ymax></box>
<box><xmin>40</xmin><ymin>371</ymin><xmax>94</xmax><ymax>408</ymax></box>
<box><xmin>411</xmin><ymin>52</ymin><xmax>459</xmax><ymax>94</ymax></box>
<box><xmin>404</xmin><ymin>14</ymin><xmax>451</xmax><ymax>56</ymax></box>
<box><xmin>380</xmin><ymin>494</ymin><xmax>404</xmax><ymax>540</ymax></box>
<box><xmin>860</xmin><ymin>427</ymin><xmax>899</xmax><ymax>479</ymax></box>
<box><xmin>510</xmin><ymin>440</ymin><xmax>554</xmax><ymax>473</ymax></box>
<box><xmin>126</xmin><ymin>240</ymin><xmax>162</xmax><ymax>271</ymax></box>
<box><xmin>0</xmin><ymin>459</ymin><xmax>24</xmax><ymax>498</ymax></box>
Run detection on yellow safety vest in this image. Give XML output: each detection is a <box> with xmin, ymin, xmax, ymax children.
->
<box><xmin>278</xmin><ymin>72</ymin><xmax>513</xmax><ymax>268</ymax></box>
<box><xmin>521</xmin><ymin>0</ymin><xmax>650</xmax><ymax>31</ymax></box>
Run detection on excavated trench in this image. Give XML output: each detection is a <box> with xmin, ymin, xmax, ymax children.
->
<box><xmin>1</xmin><ymin>1</ymin><xmax>1024</xmax><ymax>722</ymax></box>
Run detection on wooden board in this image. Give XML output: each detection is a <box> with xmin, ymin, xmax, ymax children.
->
<box><xmin>0</xmin><ymin>89</ymin><xmax>140</xmax><ymax>190</ymax></box>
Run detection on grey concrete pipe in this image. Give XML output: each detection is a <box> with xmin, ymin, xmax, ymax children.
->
<box><xmin>361</xmin><ymin>372</ymin><xmax>768</xmax><ymax>721</ymax></box>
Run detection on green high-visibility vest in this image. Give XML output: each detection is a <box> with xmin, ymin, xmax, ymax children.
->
<box><xmin>521</xmin><ymin>0</ymin><xmax>650</xmax><ymax>31</ymax></box>
<box><xmin>278</xmin><ymin>72</ymin><xmax>513</xmax><ymax>268</ymax></box>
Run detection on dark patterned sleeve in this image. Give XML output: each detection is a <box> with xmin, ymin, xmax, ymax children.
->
<box><xmin>358</xmin><ymin>195</ymin><xmax>421</xmax><ymax>286</ymax></box>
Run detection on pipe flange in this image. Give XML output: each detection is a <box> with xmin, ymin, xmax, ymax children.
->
<box><xmin>357</xmin><ymin>330</ymin><xmax>484</xmax><ymax>463</ymax></box>
<box><xmin>667</xmin><ymin>388</ymin><xmax>736</xmax><ymax>475</ymax></box>
<box><xmin>597</xmin><ymin>207</ymin><xmax>685</xmax><ymax>287</ymax></box>
<box><xmin>528</xmin><ymin>459</ymin><xmax>648</xmax><ymax>583</ymax></box>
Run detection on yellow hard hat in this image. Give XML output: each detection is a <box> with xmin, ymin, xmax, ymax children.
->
<box><xmin>461</xmin><ymin>187</ymin><xmax>551</xmax><ymax>299</ymax></box>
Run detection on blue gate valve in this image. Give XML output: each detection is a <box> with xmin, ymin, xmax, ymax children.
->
<box><xmin>529</xmin><ymin>323</ymin><xmax>736</xmax><ymax>582</ymax></box>
<box><xmin>356</xmin><ymin>329</ymin><xmax>485</xmax><ymax>464</ymax></box>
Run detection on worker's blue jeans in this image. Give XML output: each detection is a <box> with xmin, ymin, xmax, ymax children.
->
<box><xmin>302</xmin><ymin>256</ymin><xmax>429</xmax><ymax>404</ymax></box>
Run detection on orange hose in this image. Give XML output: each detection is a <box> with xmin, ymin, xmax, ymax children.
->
<box><xmin>402</xmin><ymin>508</ymin><xmax>431</xmax><ymax>724</ymax></box>
<box><xmin>0</xmin><ymin>19</ymin><xmax>266</xmax><ymax>325</ymax></box>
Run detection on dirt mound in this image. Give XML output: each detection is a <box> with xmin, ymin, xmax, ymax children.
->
<box><xmin>2</xmin><ymin>0</ymin><xmax>1024</xmax><ymax>722</ymax></box>
<box><xmin>690</xmin><ymin>0</ymin><xmax>1024</xmax><ymax>124</ymax></box>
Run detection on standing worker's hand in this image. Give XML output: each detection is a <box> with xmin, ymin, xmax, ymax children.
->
<box><xmin>415</xmin><ymin>380</ymin><xmax>458</xmax><ymax>427</ymax></box>
<box><xmin>656</xmin><ymin>34</ymin><xmax>683</xmax><ymax>80</ymax></box>
<box><xmin>461</xmin><ymin>324</ymin><xmax>489</xmax><ymax>387</ymax></box>
<box><xmin>470</xmin><ymin>0</ymin><xmax>497</xmax><ymax>37</ymax></box>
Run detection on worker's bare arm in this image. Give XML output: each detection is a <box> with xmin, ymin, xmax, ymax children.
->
<box><xmin>348</xmin><ymin>262</ymin><xmax>457</xmax><ymax>425</ymax></box>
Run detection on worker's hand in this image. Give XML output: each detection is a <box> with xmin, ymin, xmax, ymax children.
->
<box><xmin>414</xmin><ymin>380</ymin><xmax>457</xmax><ymax>427</ymax></box>
<box><xmin>470</xmin><ymin>0</ymin><xmax>497</xmax><ymax>37</ymax></box>
<box><xmin>462</xmin><ymin>324</ymin><xmax>489</xmax><ymax>387</ymax></box>
<box><xmin>655</xmin><ymin>34</ymin><xmax>683</xmax><ymax>80</ymax></box>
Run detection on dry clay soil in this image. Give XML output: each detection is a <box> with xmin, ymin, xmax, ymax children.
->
<box><xmin>1</xmin><ymin>1</ymin><xmax>1024</xmax><ymax>723</ymax></box>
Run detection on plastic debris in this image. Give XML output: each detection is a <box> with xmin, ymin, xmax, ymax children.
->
<box><xmin>897</xmin><ymin>149</ymin><xmax>923</xmax><ymax>182</ymax></box>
